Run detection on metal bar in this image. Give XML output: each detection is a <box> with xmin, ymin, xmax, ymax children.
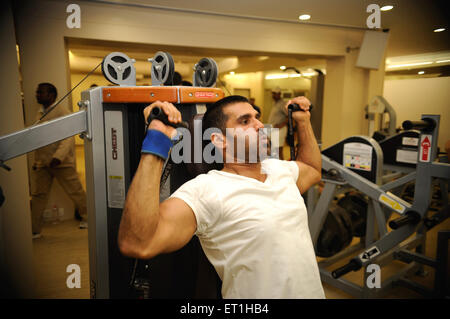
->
<box><xmin>380</xmin><ymin>171</ymin><xmax>416</xmax><ymax>191</ymax></box>
<box><xmin>394</xmin><ymin>250</ymin><xmax>437</xmax><ymax>268</ymax></box>
<box><xmin>365</xmin><ymin>201</ymin><xmax>376</xmax><ymax>247</ymax></box>
<box><xmin>373</xmin><ymin>200</ymin><xmax>388</xmax><ymax>237</ymax></box>
<box><xmin>320</xmin><ymin>269</ymin><xmax>363</xmax><ymax>298</ymax></box>
<box><xmin>376</xmin><ymin>234</ymin><xmax>424</xmax><ymax>268</ymax></box>
<box><xmin>309</xmin><ymin>182</ymin><xmax>337</xmax><ymax>245</ymax></box>
<box><xmin>430</xmin><ymin>162</ymin><xmax>450</xmax><ymax>179</ymax></box>
<box><xmin>322</xmin><ymin>156</ymin><xmax>412</xmax><ymax>213</ymax></box>
<box><xmin>81</xmin><ymin>88</ymin><xmax>110</xmax><ymax>298</ymax></box>
<box><xmin>0</xmin><ymin>110</ymin><xmax>87</xmax><ymax>161</ymax></box>
<box><xmin>318</xmin><ymin>241</ymin><xmax>364</xmax><ymax>268</ymax></box>
<box><xmin>381</xmin><ymin>171</ymin><xmax>403</xmax><ymax>184</ymax></box>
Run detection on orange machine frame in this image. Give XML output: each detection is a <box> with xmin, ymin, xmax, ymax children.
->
<box><xmin>102</xmin><ymin>86</ymin><xmax>225</xmax><ymax>104</ymax></box>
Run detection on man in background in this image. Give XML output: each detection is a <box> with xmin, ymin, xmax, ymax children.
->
<box><xmin>268</xmin><ymin>87</ymin><xmax>288</xmax><ymax>159</ymax></box>
<box><xmin>30</xmin><ymin>83</ymin><xmax>87</xmax><ymax>238</ymax></box>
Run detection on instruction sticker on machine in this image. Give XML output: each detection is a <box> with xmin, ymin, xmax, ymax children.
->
<box><xmin>105</xmin><ymin>111</ymin><xmax>126</xmax><ymax>209</ymax></box>
<box><xmin>343</xmin><ymin>143</ymin><xmax>373</xmax><ymax>171</ymax></box>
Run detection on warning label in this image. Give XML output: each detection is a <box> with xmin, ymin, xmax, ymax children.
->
<box><xmin>343</xmin><ymin>143</ymin><xmax>373</xmax><ymax>171</ymax></box>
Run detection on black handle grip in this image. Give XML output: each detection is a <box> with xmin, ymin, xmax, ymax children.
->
<box><xmin>331</xmin><ymin>259</ymin><xmax>361</xmax><ymax>279</ymax></box>
<box><xmin>288</xmin><ymin>103</ymin><xmax>313</xmax><ymax>112</ymax></box>
<box><xmin>402</xmin><ymin>118</ymin><xmax>435</xmax><ymax>132</ymax></box>
<box><xmin>147</xmin><ymin>107</ymin><xmax>189</xmax><ymax>129</ymax></box>
<box><xmin>389</xmin><ymin>211</ymin><xmax>421</xmax><ymax>230</ymax></box>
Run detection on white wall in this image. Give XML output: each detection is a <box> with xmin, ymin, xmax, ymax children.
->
<box><xmin>0</xmin><ymin>1</ymin><xmax>34</xmax><ymax>298</ymax></box>
<box><xmin>384</xmin><ymin>77</ymin><xmax>450</xmax><ymax>151</ymax></box>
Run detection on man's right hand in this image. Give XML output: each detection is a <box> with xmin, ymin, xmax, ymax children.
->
<box><xmin>143</xmin><ymin>101</ymin><xmax>182</xmax><ymax>139</ymax></box>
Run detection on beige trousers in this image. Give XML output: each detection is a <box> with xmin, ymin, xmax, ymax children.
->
<box><xmin>31</xmin><ymin>166</ymin><xmax>87</xmax><ymax>233</ymax></box>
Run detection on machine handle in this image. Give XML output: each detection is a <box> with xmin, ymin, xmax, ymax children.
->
<box><xmin>147</xmin><ymin>107</ymin><xmax>189</xmax><ymax>129</ymax></box>
<box><xmin>287</xmin><ymin>103</ymin><xmax>313</xmax><ymax>160</ymax></box>
<box><xmin>402</xmin><ymin>118</ymin><xmax>435</xmax><ymax>132</ymax></box>
<box><xmin>331</xmin><ymin>259</ymin><xmax>361</xmax><ymax>279</ymax></box>
<box><xmin>287</xmin><ymin>103</ymin><xmax>313</xmax><ymax>112</ymax></box>
<box><xmin>389</xmin><ymin>211</ymin><xmax>421</xmax><ymax>230</ymax></box>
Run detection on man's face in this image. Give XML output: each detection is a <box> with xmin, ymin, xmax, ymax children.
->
<box><xmin>272</xmin><ymin>91</ymin><xmax>281</xmax><ymax>101</ymax></box>
<box><xmin>36</xmin><ymin>85</ymin><xmax>54</xmax><ymax>106</ymax></box>
<box><xmin>220</xmin><ymin>102</ymin><xmax>271</xmax><ymax>163</ymax></box>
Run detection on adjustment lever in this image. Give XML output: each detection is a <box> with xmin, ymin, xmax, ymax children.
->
<box><xmin>389</xmin><ymin>211</ymin><xmax>421</xmax><ymax>230</ymax></box>
<box><xmin>146</xmin><ymin>106</ymin><xmax>189</xmax><ymax>129</ymax></box>
<box><xmin>331</xmin><ymin>258</ymin><xmax>362</xmax><ymax>279</ymax></box>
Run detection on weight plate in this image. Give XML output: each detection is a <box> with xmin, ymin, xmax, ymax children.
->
<box><xmin>337</xmin><ymin>192</ymin><xmax>368</xmax><ymax>237</ymax></box>
<box><xmin>193</xmin><ymin>58</ymin><xmax>218</xmax><ymax>87</ymax></box>
<box><xmin>101</xmin><ymin>52</ymin><xmax>136</xmax><ymax>86</ymax></box>
<box><xmin>316</xmin><ymin>205</ymin><xmax>353</xmax><ymax>257</ymax></box>
<box><xmin>150</xmin><ymin>51</ymin><xmax>175</xmax><ymax>86</ymax></box>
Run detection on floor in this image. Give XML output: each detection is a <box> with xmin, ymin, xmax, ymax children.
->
<box><xmin>30</xmin><ymin>145</ymin><xmax>449</xmax><ymax>299</ymax></box>
<box><xmin>31</xmin><ymin>206</ymin><xmax>448</xmax><ymax>299</ymax></box>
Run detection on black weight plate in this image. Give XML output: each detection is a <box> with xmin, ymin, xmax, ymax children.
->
<box><xmin>316</xmin><ymin>205</ymin><xmax>353</xmax><ymax>257</ymax></box>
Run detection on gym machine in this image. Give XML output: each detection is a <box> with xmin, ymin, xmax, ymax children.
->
<box><xmin>0</xmin><ymin>51</ymin><xmax>225</xmax><ymax>298</ymax></box>
<box><xmin>365</xmin><ymin>96</ymin><xmax>397</xmax><ymax>141</ymax></box>
<box><xmin>299</xmin><ymin>113</ymin><xmax>449</xmax><ymax>298</ymax></box>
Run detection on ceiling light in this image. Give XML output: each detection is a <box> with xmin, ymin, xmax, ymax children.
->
<box><xmin>265</xmin><ymin>74</ymin><xmax>289</xmax><ymax>80</ymax></box>
<box><xmin>418</xmin><ymin>71</ymin><xmax>425</xmax><ymax>75</ymax></box>
<box><xmin>433</xmin><ymin>28</ymin><xmax>445</xmax><ymax>32</ymax></box>
<box><xmin>299</xmin><ymin>14</ymin><xmax>311</xmax><ymax>21</ymax></box>
<box><xmin>280</xmin><ymin>66</ymin><xmax>286</xmax><ymax>70</ymax></box>
<box><xmin>387</xmin><ymin>61</ymin><xmax>432</xmax><ymax>69</ymax></box>
<box><xmin>229</xmin><ymin>71</ymin><xmax>235</xmax><ymax>75</ymax></box>
<box><xmin>289</xmin><ymin>74</ymin><xmax>301</xmax><ymax>78</ymax></box>
<box><xmin>436</xmin><ymin>59</ymin><xmax>450</xmax><ymax>63</ymax></box>
<box><xmin>380</xmin><ymin>5</ymin><xmax>394</xmax><ymax>11</ymax></box>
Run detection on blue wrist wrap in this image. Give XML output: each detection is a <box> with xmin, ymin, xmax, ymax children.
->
<box><xmin>141</xmin><ymin>129</ymin><xmax>173</xmax><ymax>160</ymax></box>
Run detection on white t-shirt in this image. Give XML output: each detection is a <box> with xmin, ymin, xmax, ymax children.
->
<box><xmin>170</xmin><ymin>158</ymin><xmax>325</xmax><ymax>299</ymax></box>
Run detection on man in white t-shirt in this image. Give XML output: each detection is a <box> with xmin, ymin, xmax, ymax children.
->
<box><xmin>118</xmin><ymin>95</ymin><xmax>325</xmax><ymax>298</ymax></box>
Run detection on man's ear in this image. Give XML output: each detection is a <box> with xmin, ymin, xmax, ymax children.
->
<box><xmin>211</xmin><ymin>132</ymin><xmax>226</xmax><ymax>150</ymax></box>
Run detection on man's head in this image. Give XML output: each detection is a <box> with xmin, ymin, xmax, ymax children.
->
<box><xmin>203</xmin><ymin>95</ymin><xmax>270</xmax><ymax>164</ymax></box>
<box><xmin>36</xmin><ymin>83</ymin><xmax>57</xmax><ymax>107</ymax></box>
<box><xmin>272</xmin><ymin>86</ymin><xmax>281</xmax><ymax>101</ymax></box>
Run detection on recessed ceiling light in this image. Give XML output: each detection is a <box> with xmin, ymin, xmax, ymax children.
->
<box><xmin>229</xmin><ymin>71</ymin><xmax>235</xmax><ymax>75</ymax></box>
<box><xmin>418</xmin><ymin>71</ymin><xmax>425</xmax><ymax>75</ymax></box>
<box><xmin>434</xmin><ymin>28</ymin><xmax>446</xmax><ymax>32</ymax></box>
<box><xmin>380</xmin><ymin>5</ymin><xmax>394</xmax><ymax>11</ymax></box>
<box><xmin>387</xmin><ymin>61</ymin><xmax>433</xmax><ymax>69</ymax></box>
<box><xmin>299</xmin><ymin>14</ymin><xmax>311</xmax><ymax>21</ymax></box>
<box><xmin>280</xmin><ymin>66</ymin><xmax>286</xmax><ymax>70</ymax></box>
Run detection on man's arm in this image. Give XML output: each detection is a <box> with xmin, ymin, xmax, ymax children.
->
<box><xmin>118</xmin><ymin>102</ymin><xmax>197</xmax><ymax>259</ymax></box>
<box><xmin>285</xmin><ymin>97</ymin><xmax>322</xmax><ymax>194</ymax></box>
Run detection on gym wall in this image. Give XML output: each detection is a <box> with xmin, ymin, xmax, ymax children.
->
<box><xmin>384</xmin><ymin>76</ymin><xmax>450</xmax><ymax>150</ymax></box>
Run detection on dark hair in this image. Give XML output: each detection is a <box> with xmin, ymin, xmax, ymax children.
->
<box><xmin>202</xmin><ymin>95</ymin><xmax>249</xmax><ymax>134</ymax></box>
<box><xmin>197</xmin><ymin>95</ymin><xmax>249</xmax><ymax>172</ymax></box>
<box><xmin>173</xmin><ymin>72</ymin><xmax>182</xmax><ymax>85</ymax></box>
<box><xmin>38</xmin><ymin>82</ymin><xmax>58</xmax><ymax>98</ymax></box>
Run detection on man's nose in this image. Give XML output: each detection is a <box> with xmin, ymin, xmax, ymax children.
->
<box><xmin>255</xmin><ymin>119</ymin><xmax>264</xmax><ymax>130</ymax></box>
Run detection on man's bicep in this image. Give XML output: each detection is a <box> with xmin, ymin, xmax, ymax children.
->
<box><xmin>148</xmin><ymin>197</ymin><xmax>197</xmax><ymax>256</ymax></box>
<box><xmin>295</xmin><ymin>161</ymin><xmax>321</xmax><ymax>194</ymax></box>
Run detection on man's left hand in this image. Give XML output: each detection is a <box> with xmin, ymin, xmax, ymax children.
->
<box><xmin>49</xmin><ymin>158</ymin><xmax>61</xmax><ymax>168</ymax></box>
<box><xmin>285</xmin><ymin>96</ymin><xmax>312</xmax><ymax>123</ymax></box>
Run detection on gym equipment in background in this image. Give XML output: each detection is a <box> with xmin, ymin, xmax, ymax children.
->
<box><xmin>0</xmin><ymin>51</ymin><xmax>225</xmax><ymax>299</ymax></box>
<box><xmin>305</xmin><ymin>115</ymin><xmax>449</xmax><ymax>298</ymax></box>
